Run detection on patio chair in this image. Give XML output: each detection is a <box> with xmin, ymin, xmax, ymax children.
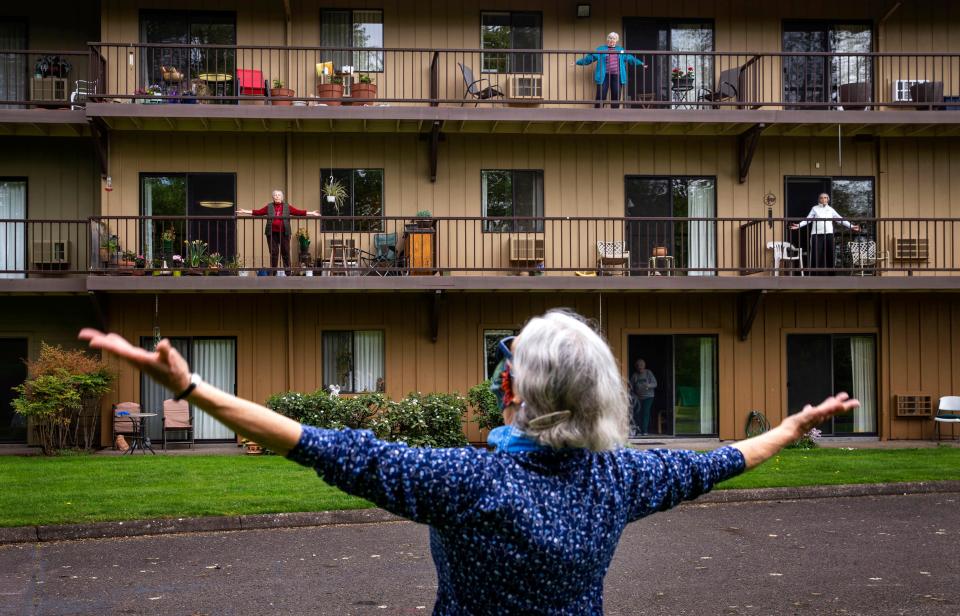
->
<box><xmin>934</xmin><ymin>396</ymin><xmax>960</xmax><ymax>441</ymax></box>
<box><xmin>237</xmin><ymin>69</ymin><xmax>266</xmax><ymax>97</ymax></box>
<box><xmin>112</xmin><ymin>401</ymin><xmax>140</xmax><ymax>450</ymax></box>
<box><xmin>596</xmin><ymin>241</ymin><xmax>629</xmax><ymax>276</ymax></box>
<box><xmin>162</xmin><ymin>399</ymin><xmax>193</xmax><ymax>450</ymax></box>
<box><xmin>458</xmin><ymin>63</ymin><xmax>504</xmax><ymax>107</ymax></box>
<box><xmin>362</xmin><ymin>232</ymin><xmax>400</xmax><ymax>276</ymax></box>
<box><xmin>767</xmin><ymin>241</ymin><xmax>804</xmax><ymax>276</ymax></box>
<box><xmin>325</xmin><ymin>239</ymin><xmax>359</xmax><ymax>275</ymax></box>
<box><xmin>698</xmin><ymin>66</ymin><xmax>740</xmax><ymax>107</ymax></box>
<box><xmin>70</xmin><ymin>79</ymin><xmax>97</xmax><ymax>109</ymax></box>
<box><xmin>847</xmin><ymin>240</ymin><xmax>887</xmax><ymax>276</ymax></box>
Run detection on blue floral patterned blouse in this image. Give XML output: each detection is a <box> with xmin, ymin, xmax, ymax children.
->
<box><xmin>288</xmin><ymin>426</ymin><xmax>746</xmax><ymax>615</ymax></box>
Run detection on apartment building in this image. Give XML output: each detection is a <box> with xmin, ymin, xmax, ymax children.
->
<box><xmin>1</xmin><ymin>0</ymin><xmax>958</xmax><ymax>446</ymax></box>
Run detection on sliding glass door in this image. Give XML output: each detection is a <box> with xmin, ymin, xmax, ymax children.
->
<box><xmin>785</xmin><ymin>177</ymin><xmax>875</xmax><ymax>269</ymax></box>
<box><xmin>140</xmin><ymin>337</ymin><xmax>236</xmax><ymax>440</ymax></box>
<box><xmin>0</xmin><ymin>179</ymin><xmax>26</xmax><ymax>278</ymax></box>
<box><xmin>625</xmin><ymin>176</ymin><xmax>716</xmax><ymax>275</ymax></box>
<box><xmin>622</xmin><ymin>18</ymin><xmax>714</xmax><ymax>105</ymax></box>
<box><xmin>140</xmin><ymin>11</ymin><xmax>236</xmax><ymax>98</ymax></box>
<box><xmin>0</xmin><ymin>20</ymin><xmax>27</xmax><ymax>108</ymax></box>
<box><xmin>787</xmin><ymin>334</ymin><xmax>876</xmax><ymax>435</ymax></box>
<box><xmin>783</xmin><ymin>22</ymin><xmax>872</xmax><ymax>108</ymax></box>
<box><xmin>627</xmin><ymin>334</ymin><xmax>718</xmax><ymax>437</ymax></box>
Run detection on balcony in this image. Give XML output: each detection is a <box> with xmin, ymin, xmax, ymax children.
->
<box><xmin>2</xmin><ymin>216</ymin><xmax>958</xmax><ymax>292</ymax></box>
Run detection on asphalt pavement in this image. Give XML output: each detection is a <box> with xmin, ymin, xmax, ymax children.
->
<box><xmin>1</xmin><ymin>493</ymin><xmax>957</xmax><ymax>615</ymax></box>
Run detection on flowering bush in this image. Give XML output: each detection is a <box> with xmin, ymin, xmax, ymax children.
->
<box><xmin>468</xmin><ymin>379</ymin><xmax>502</xmax><ymax>431</ymax></box>
<box><xmin>787</xmin><ymin>427</ymin><xmax>822</xmax><ymax>450</ymax></box>
<box><xmin>671</xmin><ymin>66</ymin><xmax>696</xmax><ymax>80</ymax></box>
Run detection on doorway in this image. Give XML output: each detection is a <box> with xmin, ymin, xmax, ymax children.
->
<box><xmin>622</xmin><ymin>18</ymin><xmax>714</xmax><ymax>105</ymax></box>
<box><xmin>785</xmin><ymin>177</ymin><xmax>876</xmax><ymax>269</ymax></box>
<box><xmin>782</xmin><ymin>21</ymin><xmax>872</xmax><ymax>108</ymax></box>
<box><xmin>0</xmin><ymin>338</ymin><xmax>28</xmax><ymax>443</ymax></box>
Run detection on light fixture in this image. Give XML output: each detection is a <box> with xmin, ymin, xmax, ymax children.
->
<box><xmin>576</xmin><ymin>3</ymin><xmax>591</xmax><ymax>18</ymax></box>
<box><xmin>198</xmin><ymin>200</ymin><xmax>234</xmax><ymax>209</ymax></box>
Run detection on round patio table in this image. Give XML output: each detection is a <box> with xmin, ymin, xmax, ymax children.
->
<box><xmin>123</xmin><ymin>412</ymin><xmax>157</xmax><ymax>455</ymax></box>
<box><xmin>198</xmin><ymin>73</ymin><xmax>233</xmax><ymax>99</ymax></box>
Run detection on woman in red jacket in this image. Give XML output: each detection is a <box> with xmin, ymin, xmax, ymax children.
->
<box><xmin>239</xmin><ymin>190</ymin><xmax>319</xmax><ymax>273</ymax></box>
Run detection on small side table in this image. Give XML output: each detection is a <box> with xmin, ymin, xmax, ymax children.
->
<box><xmin>124</xmin><ymin>412</ymin><xmax>157</xmax><ymax>455</ymax></box>
<box><xmin>648</xmin><ymin>255</ymin><xmax>675</xmax><ymax>276</ymax></box>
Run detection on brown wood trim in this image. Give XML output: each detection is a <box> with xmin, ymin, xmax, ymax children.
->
<box><xmin>0</xmin><ymin>110</ymin><xmax>88</xmax><ymax>124</ymax></box>
<box><xmin>0</xmin><ymin>278</ymin><xmax>87</xmax><ymax>294</ymax></box>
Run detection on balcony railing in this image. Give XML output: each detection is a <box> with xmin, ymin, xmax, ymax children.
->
<box><xmin>79</xmin><ymin>44</ymin><xmax>960</xmax><ymax>110</ymax></box>
<box><xmin>1</xmin><ymin>216</ymin><xmax>958</xmax><ymax>278</ymax></box>
<box><xmin>0</xmin><ymin>49</ymin><xmax>94</xmax><ymax>108</ymax></box>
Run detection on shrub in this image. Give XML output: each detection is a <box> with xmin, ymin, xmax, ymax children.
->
<box><xmin>468</xmin><ymin>379</ymin><xmax>502</xmax><ymax>431</ymax></box>
<box><xmin>12</xmin><ymin>343</ymin><xmax>114</xmax><ymax>455</ymax></box>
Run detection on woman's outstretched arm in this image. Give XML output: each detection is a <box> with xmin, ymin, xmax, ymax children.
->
<box><xmin>733</xmin><ymin>393</ymin><xmax>860</xmax><ymax>469</ymax></box>
<box><xmin>79</xmin><ymin>329</ymin><xmax>302</xmax><ymax>455</ymax></box>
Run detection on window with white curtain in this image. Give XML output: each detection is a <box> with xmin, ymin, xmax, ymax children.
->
<box><xmin>139</xmin><ymin>337</ymin><xmax>236</xmax><ymax>440</ymax></box>
<box><xmin>0</xmin><ymin>179</ymin><xmax>26</xmax><ymax>279</ymax></box>
<box><xmin>322</xmin><ymin>330</ymin><xmax>385</xmax><ymax>393</ymax></box>
<box><xmin>321</xmin><ymin>9</ymin><xmax>384</xmax><ymax>73</ymax></box>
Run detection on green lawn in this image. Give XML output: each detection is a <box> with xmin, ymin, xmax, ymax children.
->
<box><xmin>2</xmin><ymin>447</ymin><xmax>958</xmax><ymax>528</ymax></box>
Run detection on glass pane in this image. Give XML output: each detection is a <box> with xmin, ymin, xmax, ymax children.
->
<box><xmin>321</xmin><ymin>169</ymin><xmax>354</xmax><ymax>232</ymax></box>
<box><xmin>787</xmin><ymin>334</ymin><xmax>834</xmax><ymax>435</ymax></box>
<box><xmin>484</xmin><ymin>329</ymin><xmax>516</xmax><ymax>380</ymax></box>
<box><xmin>323</xmin><ymin>331</ymin><xmax>355</xmax><ymax>392</ymax></box>
<box><xmin>684</xmin><ymin>178</ymin><xmax>716</xmax><ymax>276</ymax></box>
<box><xmin>353</xmin><ymin>331</ymin><xmax>384</xmax><ymax>393</ymax></box>
<box><xmin>783</xmin><ymin>27</ymin><xmax>828</xmax><ymax>105</ymax></box>
<box><xmin>0</xmin><ymin>21</ymin><xmax>27</xmax><ymax>108</ymax></box>
<box><xmin>190</xmin><ymin>17</ymin><xmax>236</xmax><ymax>97</ymax></box>
<box><xmin>831</xmin><ymin>179</ymin><xmax>874</xmax><ymax>233</ymax></box>
<box><xmin>352</xmin><ymin>169</ymin><xmax>383</xmax><ymax>232</ymax></box>
<box><xmin>671</xmin><ymin>23</ymin><xmax>713</xmax><ymax>104</ymax></box>
<box><xmin>512</xmin><ymin>171</ymin><xmax>544</xmax><ymax>232</ymax></box>
<box><xmin>509</xmin><ymin>13</ymin><xmax>542</xmax><ymax>73</ymax></box>
<box><xmin>833</xmin><ymin>335</ymin><xmax>876</xmax><ymax>434</ymax></box>
<box><xmin>482</xmin><ymin>170</ymin><xmax>513</xmax><ymax>232</ymax></box>
<box><xmin>481</xmin><ymin>12</ymin><xmax>510</xmax><ymax>73</ymax></box>
<box><xmin>140</xmin><ymin>337</ymin><xmax>190</xmax><ymax>441</ymax></box>
<box><xmin>192</xmin><ymin>338</ymin><xmax>236</xmax><ymax>439</ymax></box>
<box><xmin>321</xmin><ymin>10</ymin><xmax>352</xmax><ymax>71</ymax></box>
<box><xmin>674</xmin><ymin>336</ymin><xmax>717</xmax><ymax>435</ymax></box>
<box><xmin>142</xmin><ymin>175</ymin><xmax>186</xmax><ymax>263</ymax></box>
<box><xmin>0</xmin><ymin>180</ymin><xmax>26</xmax><ymax>278</ymax></box>
<box><xmin>353</xmin><ymin>10</ymin><xmax>383</xmax><ymax>72</ymax></box>
<box><xmin>625</xmin><ymin>177</ymin><xmax>671</xmax><ymax>270</ymax></box>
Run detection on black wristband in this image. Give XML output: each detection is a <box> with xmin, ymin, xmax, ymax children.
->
<box><xmin>174</xmin><ymin>373</ymin><xmax>201</xmax><ymax>401</ymax></box>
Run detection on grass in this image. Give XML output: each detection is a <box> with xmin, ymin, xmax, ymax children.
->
<box><xmin>2</xmin><ymin>447</ymin><xmax>959</xmax><ymax>527</ymax></box>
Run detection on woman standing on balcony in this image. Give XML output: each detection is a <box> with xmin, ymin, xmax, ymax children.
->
<box><xmin>576</xmin><ymin>32</ymin><xmax>645</xmax><ymax>109</ymax></box>
<box><xmin>790</xmin><ymin>193</ymin><xmax>860</xmax><ymax>275</ymax></box>
<box><xmin>238</xmin><ymin>190</ymin><xmax>319</xmax><ymax>275</ymax></box>
<box><xmin>79</xmin><ymin>310</ymin><xmax>857</xmax><ymax>614</ymax></box>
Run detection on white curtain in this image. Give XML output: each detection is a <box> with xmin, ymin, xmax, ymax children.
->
<box><xmin>353</xmin><ymin>331</ymin><xmax>384</xmax><ymax>393</ymax></box>
<box><xmin>142</xmin><ymin>182</ymin><xmax>155</xmax><ymax>261</ymax></box>
<box><xmin>191</xmin><ymin>339</ymin><xmax>236</xmax><ymax>439</ymax></box>
<box><xmin>687</xmin><ymin>179</ymin><xmax>715</xmax><ymax>276</ymax></box>
<box><xmin>699</xmin><ymin>337</ymin><xmax>716</xmax><ymax>434</ymax></box>
<box><xmin>850</xmin><ymin>336</ymin><xmax>876</xmax><ymax>433</ymax></box>
<box><xmin>0</xmin><ymin>181</ymin><xmax>26</xmax><ymax>279</ymax></box>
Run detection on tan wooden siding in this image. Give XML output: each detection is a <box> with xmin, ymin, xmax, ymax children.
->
<box><xmin>97</xmin><ymin>291</ymin><xmax>955</xmax><ymax>445</ymax></box>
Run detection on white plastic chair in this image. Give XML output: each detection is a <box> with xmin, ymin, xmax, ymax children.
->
<box><xmin>934</xmin><ymin>396</ymin><xmax>960</xmax><ymax>441</ymax></box>
<box><xmin>766</xmin><ymin>241</ymin><xmax>804</xmax><ymax>276</ymax></box>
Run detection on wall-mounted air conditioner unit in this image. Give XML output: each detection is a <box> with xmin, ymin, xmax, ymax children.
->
<box><xmin>506</xmin><ymin>75</ymin><xmax>543</xmax><ymax>99</ymax></box>
<box><xmin>892</xmin><ymin>79</ymin><xmax>928</xmax><ymax>102</ymax></box>
<box><xmin>509</xmin><ymin>237</ymin><xmax>545</xmax><ymax>262</ymax></box>
<box><xmin>32</xmin><ymin>240</ymin><xmax>71</xmax><ymax>268</ymax></box>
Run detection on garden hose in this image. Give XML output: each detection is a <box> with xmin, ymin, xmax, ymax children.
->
<box><xmin>745</xmin><ymin>410</ymin><xmax>770</xmax><ymax>437</ymax></box>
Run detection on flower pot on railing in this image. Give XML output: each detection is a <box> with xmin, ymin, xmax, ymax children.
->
<box><xmin>315</xmin><ymin>83</ymin><xmax>343</xmax><ymax>106</ymax></box>
<box><xmin>347</xmin><ymin>82</ymin><xmax>377</xmax><ymax>106</ymax></box>
<box><xmin>269</xmin><ymin>87</ymin><xmax>295</xmax><ymax>106</ymax></box>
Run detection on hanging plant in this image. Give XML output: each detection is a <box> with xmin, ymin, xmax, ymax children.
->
<box><xmin>322</xmin><ymin>177</ymin><xmax>349</xmax><ymax>213</ymax></box>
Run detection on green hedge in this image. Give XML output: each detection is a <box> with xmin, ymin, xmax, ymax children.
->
<box><xmin>266</xmin><ymin>390</ymin><xmax>469</xmax><ymax>448</ymax></box>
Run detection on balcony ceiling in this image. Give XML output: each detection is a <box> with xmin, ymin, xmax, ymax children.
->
<box><xmin>84</xmin><ymin>104</ymin><xmax>960</xmax><ymax>138</ymax></box>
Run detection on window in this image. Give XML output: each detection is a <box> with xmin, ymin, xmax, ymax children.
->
<box><xmin>140</xmin><ymin>11</ymin><xmax>237</xmax><ymax>96</ymax></box>
<box><xmin>0</xmin><ymin>179</ymin><xmax>26</xmax><ymax>279</ymax></box>
<box><xmin>140</xmin><ymin>173</ymin><xmax>236</xmax><ymax>263</ymax></box>
<box><xmin>483</xmin><ymin>329</ymin><xmax>519</xmax><ymax>380</ymax></box>
<box><xmin>624</xmin><ymin>176</ymin><xmax>716</xmax><ymax>275</ymax></box>
<box><xmin>321</xmin><ymin>9</ymin><xmax>384</xmax><ymax>73</ymax></box>
<box><xmin>627</xmin><ymin>334</ymin><xmax>718</xmax><ymax>436</ymax></box>
<box><xmin>139</xmin><ymin>337</ymin><xmax>237</xmax><ymax>440</ymax></box>
<box><xmin>787</xmin><ymin>334</ymin><xmax>876</xmax><ymax>435</ymax></box>
<box><xmin>482</xmin><ymin>170</ymin><xmax>544</xmax><ymax>232</ymax></box>
<box><xmin>322</xmin><ymin>331</ymin><xmax>385</xmax><ymax>393</ymax></box>
<box><xmin>481</xmin><ymin>11</ymin><xmax>542</xmax><ymax>73</ymax></box>
<box><xmin>320</xmin><ymin>169</ymin><xmax>384</xmax><ymax>232</ymax></box>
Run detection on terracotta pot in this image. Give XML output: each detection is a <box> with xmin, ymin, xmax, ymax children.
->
<box><xmin>652</xmin><ymin>246</ymin><xmax>668</xmax><ymax>258</ymax></box>
<box><xmin>315</xmin><ymin>83</ymin><xmax>343</xmax><ymax>106</ymax></box>
<box><xmin>269</xmin><ymin>87</ymin><xmax>295</xmax><ymax>106</ymax></box>
<box><xmin>348</xmin><ymin>82</ymin><xmax>377</xmax><ymax>106</ymax></box>
<box><xmin>133</xmin><ymin>268</ymin><xmax>145</xmax><ymax>276</ymax></box>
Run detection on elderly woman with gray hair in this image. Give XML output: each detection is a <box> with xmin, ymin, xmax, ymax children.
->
<box><xmin>80</xmin><ymin>310</ymin><xmax>857</xmax><ymax>614</ymax></box>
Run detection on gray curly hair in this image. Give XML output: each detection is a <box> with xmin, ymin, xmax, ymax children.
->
<box><xmin>511</xmin><ymin>309</ymin><xmax>629</xmax><ymax>451</ymax></box>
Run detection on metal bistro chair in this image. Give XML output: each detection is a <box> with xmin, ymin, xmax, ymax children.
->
<box><xmin>458</xmin><ymin>63</ymin><xmax>504</xmax><ymax>107</ymax></box>
<box><xmin>112</xmin><ymin>401</ymin><xmax>141</xmax><ymax>450</ymax></box>
<box><xmin>698</xmin><ymin>67</ymin><xmax>740</xmax><ymax>108</ymax></box>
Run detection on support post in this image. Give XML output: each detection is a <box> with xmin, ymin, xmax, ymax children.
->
<box><xmin>738</xmin><ymin>123</ymin><xmax>766</xmax><ymax>184</ymax></box>
<box><xmin>737</xmin><ymin>290</ymin><xmax>765</xmax><ymax>342</ymax></box>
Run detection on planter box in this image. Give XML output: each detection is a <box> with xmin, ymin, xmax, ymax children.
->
<box><xmin>269</xmin><ymin>87</ymin><xmax>295</xmax><ymax>106</ymax></box>
<box><xmin>315</xmin><ymin>83</ymin><xmax>343</xmax><ymax>106</ymax></box>
<box><xmin>347</xmin><ymin>83</ymin><xmax>376</xmax><ymax>106</ymax></box>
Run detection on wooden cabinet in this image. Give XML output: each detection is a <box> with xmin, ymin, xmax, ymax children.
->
<box><xmin>403</xmin><ymin>228</ymin><xmax>436</xmax><ymax>275</ymax></box>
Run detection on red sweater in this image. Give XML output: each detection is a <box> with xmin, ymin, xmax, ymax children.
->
<box><xmin>251</xmin><ymin>202</ymin><xmax>308</xmax><ymax>233</ymax></box>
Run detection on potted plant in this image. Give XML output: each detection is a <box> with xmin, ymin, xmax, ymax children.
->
<box><xmin>316</xmin><ymin>75</ymin><xmax>343</xmax><ymax>106</ymax></box>
<box><xmin>227</xmin><ymin>255</ymin><xmax>246</xmax><ymax>277</ymax></box>
<box><xmin>133</xmin><ymin>254</ymin><xmax>147</xmax><ymax>275</ymax></box>
<box><xmin>414</xmin><ymin>209</ymin><xmax>435</xmax><ymax>229</ymax></box>
<box><xmin>135</xmin><ymin>84</ymin><xmax>164</xmax><ymax>104</ymax></box>
<box><xmin>34</xmin><ymin>55</ymin><xmax>72</xmax><ymax>79</ymax></box>
<box><xmin>120</xmin><ymin>250</ymin><xmax>137</xmax><ymax>270</ymax></box>
<box><xmin>671</xmin><ymin>66</ymin><xmax>696</xmax><ymax>89</ymax></box>
<box><xmin>323</xmin><ymin>176</ymin><xmax>349</xmax><ymax>213</ymax></box>
<box><xmin>170</xmin><ymin>254</ymin><xmax>183</xmax><ymax>276</ymax></box>
<box><xmin>99</xmin><ymin>235</ymin><xmax>119</xmax><ymax>267</ymax></box>
<box><xmin>269</xmin><ymin>79</ymin><xmax>295</xmax><ymax>106</ymax></box>
<box><xmin>205</xmin><ymin>251</ymin><xmax>224</xmax><ymax>275</ymax></box>
<box><xmin>295</xmin><ymin>227</ymin><xmax>311</xmax><ymax>254</ymax></box>
<box><xmin>348</xmin><ymin>74</ymin><xmax>377</xmax><ymax>106</ymax></box>
<box><xmin>184</xmin><ymin>239</ymin><xmax>209</xmax><ymax>273</ymax></box>
<box><xmin>161</xmin><ymin>227</ymin><xmax>176</xmax><ymax>257</ymax></box>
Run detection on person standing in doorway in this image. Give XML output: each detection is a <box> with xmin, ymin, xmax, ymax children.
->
<box><xmin>577</xmin><ymin>32</ymin><xmax>645</xmax><ymax>109</ymax></box>
<box><xmin>239</xmin><ymin>190</ymin><xmax>319</xmax><ymax>274</ymax></box>
<box><xmin>630</xmin><ymin>358</ymin><xmax>657</xmax><ymax>436</ymax></box>
<box><xmin>790</xmin><ymin>193</ymin><xmax>860</xmax><ymax>275</ymax></box>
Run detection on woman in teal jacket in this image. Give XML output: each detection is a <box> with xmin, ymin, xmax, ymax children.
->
<box><xmin>576</xmin><ymin>32</ymin><xmax>645</xmax><ymax>108</ymax></box>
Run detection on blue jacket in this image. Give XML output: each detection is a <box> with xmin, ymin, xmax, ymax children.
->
<box><xmin>576</xmin><ymin>45</ymin><xmax>644</xmax><ymax>85</ymax></box>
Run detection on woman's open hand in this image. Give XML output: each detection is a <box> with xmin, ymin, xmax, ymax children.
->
<box><xmin>79</xmin><ymin>329</ymin><xmax>191</xmax><ymax>394</ymax></box>
<box><xmin>781</xmin><ymin>393</ymin><xmax>860</xmax><ymax>441</ymax></box>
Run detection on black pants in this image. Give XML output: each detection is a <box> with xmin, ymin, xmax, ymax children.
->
<box><xmin>595</xmin><ymin>73</ymin><xmax>621</xmax><ymax>109</ymax></box>
<box><xmin>267</xmin><ymin>231</ymin><xmax>291</xmax><ymax>271</ymax></box>
<box><xmin>809</xmin><ymin>233</ymin><xmax>835</xmax><ymax>275</ymax></box>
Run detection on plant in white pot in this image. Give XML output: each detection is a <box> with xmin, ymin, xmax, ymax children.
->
<box><xmin>323</xmin><ymin>176</ymin><xmax>349</xmax><ymax>214</ymax></box>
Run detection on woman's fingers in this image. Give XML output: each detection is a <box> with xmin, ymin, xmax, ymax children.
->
<box><xmin>79</xmin><ymin>329</ymin><xmax>189</xmax><ymax>392</ymax></box>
